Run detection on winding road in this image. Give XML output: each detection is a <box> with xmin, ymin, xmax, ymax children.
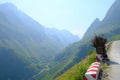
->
<box><xmin>108</xmin><ymin>40</ymin><xmax>120</xmax><ymax>80</ymax></box>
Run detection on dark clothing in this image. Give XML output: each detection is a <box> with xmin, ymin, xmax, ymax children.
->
<box><xmin>96</xmin><ymin>46</ymin><xmax>108</xmax><ymax>59</ymax></box>
<box><xmin>92</xmin><ymin>35</ymin><xmax>108</xmax><ymax>59</ymax></box>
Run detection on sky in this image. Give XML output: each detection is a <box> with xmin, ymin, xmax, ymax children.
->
<box><xmin>0</xmin><ymin>0</ymin><xmax>115</xmax><ymax>38</ymax></box>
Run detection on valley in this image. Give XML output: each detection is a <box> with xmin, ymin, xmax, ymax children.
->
<box><xmin>0</xmin><ymin>0</ymin><xmax>120</xmax><ymax>80</ymax></box>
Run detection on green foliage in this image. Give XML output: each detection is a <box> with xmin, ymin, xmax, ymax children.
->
<box><xmin>88</xmin><ymin>50</ymin><xmax>93</xmax><ymax>55</ymax></box>
<box><xmin>55</xmin><ymin>52</ymin><xmax>96</xmax><ymax>80</ymax></box>
<box><xmin>111</xmin><ymin>34</ymin><xmax>120</xmax><ymax>40</ymax></box>
<box><xmin>0</xmin><ymin>47</ymin><xmax>36</xmax><ymax>80</ymax></box>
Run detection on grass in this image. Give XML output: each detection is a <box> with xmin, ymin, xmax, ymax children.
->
<box><xmin>111</xmin><ymin>34</ymin><xmax>120</xmax><ymax>40</ymax></box>
<box><xmin>101</xmin><ymin>62</ymin><xmax>109</xmax><ymax>70</ymax></box>
<box><xmin>55</xmin><ymin>51</ymin><xmax>96</xmax><ymax>80</ymax></box>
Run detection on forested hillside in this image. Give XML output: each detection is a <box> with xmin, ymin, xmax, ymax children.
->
<box><xmin>0</xmin><ymin>3</ymin><xmax>79</xmax><ymax>80</ymax></box>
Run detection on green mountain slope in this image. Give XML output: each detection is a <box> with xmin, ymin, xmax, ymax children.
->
<box><xmin>55</xmin><ymin>51</ymin><xmax>96</xmax><ymax>80</ymax></box>
<box><xmin>0</xmin><ymin>47</ymin><xmax>36</xmax><ymax>80</ymax></box>
<box><xmin>0</xmin><ymin>3</ymin><xmax>79</xmax><ymax>80</ymax></box>
<box><xmin>54</xmin><ymin>0</ymin><xmax>120</xmax><ymax>79</ymax></box>
<box><xmin>83</xmin><ymin>0</ymin><xmax>120</xmax><ymax>41</ymax></box>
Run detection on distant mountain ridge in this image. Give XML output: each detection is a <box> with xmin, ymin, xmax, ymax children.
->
<box><xmin>82</xmin><ymin>18</ymin><xmax>101</xmax><ymax>40</ymax></box>
<box><xmin>45</xmin><ymin>28</ymin><xmax>79</xmax><ymax>47</ymax></box>
<box><xmin>0</xmin><ymin>2</ymin><xmax>79</xmax><ymax>80</ymax></box>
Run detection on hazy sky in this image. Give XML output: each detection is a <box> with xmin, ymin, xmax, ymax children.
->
<box><xmin>0</xmin><ymin>0</ymin><xmax>115</xmax><ymax>37</ymax></box>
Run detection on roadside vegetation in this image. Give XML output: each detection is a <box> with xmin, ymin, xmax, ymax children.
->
<box><xmin>55</xmin><ymin>51</ymin><xmax>96</xmax><ymax>80</ymax></box>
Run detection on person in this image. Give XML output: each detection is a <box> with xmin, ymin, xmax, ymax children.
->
<box><xmin>92</xmin><ymin>34</ymin><xmax>109</xmax><ymax>61</ymax></box>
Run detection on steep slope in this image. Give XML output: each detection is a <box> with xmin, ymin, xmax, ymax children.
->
<box><xmin>0</xmin><ymin>47</ymin><xmax>36</xmax><ymax>80</ymax></box>
<box><xmin>0</xmin><ymin>3</ymin><xmax>79</xmax><ymax>80</ymax></box>
<box><xmin>55</xmin><ymin>51</ymin><xmax>96</xmax><ymax>80</ymax></box>
<box><xmin>83</xmin><ymin>0</ymin><xmax>120</xmax><ymax>40</ymax></box>
<box><xmin>82</xmin><ymin>18</ymin><xmax>101</xmax><ymax>41</ymax></box>
<box><xmin>54</xmin><ymin>0</ymin><xmax>120</xmax><ymax>79</ymax></box>
<box><xmin>102</xmin><ymin>0</ymin><xmax>120</xmax><ymax>24</ymax></box>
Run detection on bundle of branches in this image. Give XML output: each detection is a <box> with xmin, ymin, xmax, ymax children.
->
<box><xmin>92</xmin><ymin>34</ymin><xmax>107</xmax><ymax>48</ymax></box>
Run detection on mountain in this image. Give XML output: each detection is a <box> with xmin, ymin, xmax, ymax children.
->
<box><xmin>45</xmin><ymin>28</ymin><xmax>79</xmax><ymax>47</ymax></box>
<box><xmin>83</xmin><ymin>0</ymin><xmax>120</xmax><ymax>41</ymax></box>
<box><xmin>102</xmin><ymin>0</ymin><xmax>120</xmax><ymax>24</ymax></box>
<box><xmin>0</xmin><ymin>3</ymin><xmax>79</xmax><ymax>80</ymax></box>
<box><xmin>82</xmin><ymin>18</ymin><xmax>101</xmax><ymax>41</ymax></box>
<box><xmin>83</xmin><ymin>0</ymin><xmax>120</xmax><ymax>40</ymax></box>
<box><xmin>54</xmin><ymin>0</ymin><xmax>120</xmax><ymax>79</ymax></box>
